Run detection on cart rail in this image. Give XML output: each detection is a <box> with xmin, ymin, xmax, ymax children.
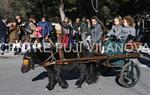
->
<box><xmin>42</xmin><ymin>53</ymin><xmax>140</xmax><ymax>67</ymax></box>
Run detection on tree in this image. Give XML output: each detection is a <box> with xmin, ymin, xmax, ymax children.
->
<box><xmin>59</xmin><ymin>0</ymin><xmax>66</xmax><ymax>21</ymax></box>
<box><xmin>0</xmin><ymin>0</ymin><xmax>149</xmax><ymax>22</ymax></box>
<box><xmin>0</xmin><ymin>0</ymin><xmax>27</xmax><ymax>18</ymax></box>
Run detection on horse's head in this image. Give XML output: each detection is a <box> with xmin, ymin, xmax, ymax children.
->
<box><xmin>21</xmin><ymin>50</ymin><xmax>34</xmax><ymax>73</ymax></box>
<box><xmin>21</xmin><ymin>47</ymin><xmax>56</xmax><ymax>73</ymax></box>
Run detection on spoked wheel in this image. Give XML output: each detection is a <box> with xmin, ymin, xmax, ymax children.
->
<box><xmin>119</xmin><ymin>61</ymin><xmax>141</xmax><ymax>88</ymax></box>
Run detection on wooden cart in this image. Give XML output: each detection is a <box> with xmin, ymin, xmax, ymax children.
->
<box><xmin>42</xmin><ymin>52</ymin><xmax>141</xmax><ymax>88</ymax></box>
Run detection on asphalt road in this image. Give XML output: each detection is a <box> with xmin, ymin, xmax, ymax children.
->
<box><xmin>0</xmin><ymin>54</ymin><xmax>150</xmax><ymax>95</ymax></box>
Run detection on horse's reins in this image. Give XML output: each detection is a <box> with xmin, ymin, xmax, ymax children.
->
<box><xmin>33</xmin><ymin>51</ymin><xmax>57</xmax><ymax>68</ymax></box>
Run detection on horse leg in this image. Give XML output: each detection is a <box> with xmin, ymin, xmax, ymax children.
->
<box><xmin>85</xmin><ymin>63</ymin><xmax>98</xmax><ymax>85</ymax></box>
<box><xmin>46</xmin><ymin>68</ymin><xmax>57</xmax><ymax>91</ymax></box>
<box><xmin>75</xmin><ymin>64</ymin><xmax>87</xmax><ymax>88</ymax></box>
<box><xmin>56</xmin><ymin>65</ymin><xmax>69</xmax><ymax>89</ymax></box>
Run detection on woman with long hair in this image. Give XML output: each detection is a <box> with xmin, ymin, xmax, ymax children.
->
<box><xmin>106</xmin><ymin>16</ymin><xmax>123</xmax><ymax>41</ymax></box>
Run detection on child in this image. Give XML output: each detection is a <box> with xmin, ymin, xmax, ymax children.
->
<box><xmin>122</xmin><ymin>16</ymin><xmax>136</xmax><ymax>42</ymax></box>
<box><xmin>21</xmin><ymin>38</ymin><xmax>31</xmax><ymax>54</ymax></box>
<box><xmin>107</xmin><ymin>16</ymin><xmax>123</xmax><ymax>41</ymax></box>
<box><xmin>103</xmin><ymin>16</ymin><xmax>123</xmax><ymax>55</ymax></box>
<box><xmin>32</xmin><ymin>38</ymin><xmax>42</xmax><ymax>50</ymax></box>
<box><xmin>12</xmin><ymin>40</ymin><xmax>21</xmax><ymax>55</ymax></box>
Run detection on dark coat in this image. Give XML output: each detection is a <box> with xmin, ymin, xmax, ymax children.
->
<box><xmin>0</xmin><ymin>19</ymin><xmax>7</xmax><ymax>37</ymax></box>
<box><xmin>37</xmin><ymin>21</ymin><xmax>53</xmax><ymax>36</ymax></box>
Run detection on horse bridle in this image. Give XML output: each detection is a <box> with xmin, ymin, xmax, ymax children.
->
<box><xmin>23</xmin><ymin>51</ymin><xmax>57</xmax><ymax>69</ymax></box>
<box><xmin>23</xmin><ymin>55</ymin><xmax>34</xmax><ymax>69</ymax></box>
<box><xmin>39</xmin><ymin>51</ymin><xmax>57</xmax><ymax>67</ymax></box>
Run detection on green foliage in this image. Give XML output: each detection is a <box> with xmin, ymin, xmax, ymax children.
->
<box><xmin>0</xmin><ymin>0</ymin><xmax>27</xmax><ymax>18</ymax></box>
<box><xmin>0</xmin><ymin>0</ymin><xmax>149</xmax><ymax>21</ymax></box>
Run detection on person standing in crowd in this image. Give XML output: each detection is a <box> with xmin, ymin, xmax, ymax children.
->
<box><xmin>15</xmin><ymin>15</ymin><xmax>25</xmax><ymax>40</ymax></box>
<box><xmin>61</xmin><ymin>17</ymin><xmax>70</xmax><ymax>48</ymax></box>
<box><xmin>37</xmin><ymin>17</ymin><xmax>53</xmax><ymax>37</ymax></box>
<box><xmin>73</xmin><ymin>18</ymin><xmax>81</xmax><ymax>43</ymax></box>
<box><xmin>28</xmin><ymin>16</ymin><xmax>37</xmax><ymax>38</ymax></box>
<box><xmin>81</xmin><ymin>18</ymin><xmax>92</xmax><ymax>49</ymax></box>
<box><xmin>86</xmin><ymin>19</ymin><xmax>91</xmax><ymax>33</ymax></box>
<box><xmin>134</xmin><ymin>16</ymin><xmax>144</xmax><ymax>41</ymax></box>
<box><xmin>55</xmin><ymin>23</ymin><xmax>62</xmax><ymax>43</ymax></box>
<box><xmin>90</xmin><ymin>17</ymin><xmax>103</xmax><ymax>44</ymax></box>
<box><xmin>8</xmin><ymin>19</ymin><xmax>21</xmax><ymax>44</ymax></box>
<box><xmin>106</xmin><ymin>16</ymin><xmax>123</xmax><ymax>41</ymax></box>
<box><xmin>0</xmin><ymin>16</ymin><xmax>7</xmax><ymax>55</ymax></box>
<box><xmin>68</xmin><ymin>19</ymin><xmax>75</xmax><ymax>46</ymax></box>
<box><xmin>80</xmin><ymin>17</ymin><xmax>88</xmax><ymax>42</ymax></box>
<box><xmin>122</xmin><ymin>16</ymin><xmax>136</xmax><ymax>42</ymax></box>
<box><xmin>42</xmin><ymin>35</ymin><xmax>54</xmax><ymax>51</ymax></box>
<box><xmin>23</xmin><ymin>15</ymin><xmax>36</xmax><ymax>36</ymax></box>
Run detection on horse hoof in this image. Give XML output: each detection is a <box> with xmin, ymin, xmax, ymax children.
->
<box><xmin>60</xmin><ymin>83</ymin><xmax>69</xmax><ymax>89</ymax></box>
<box><xmin>45</xmin><ymin>88</ymin><xmax>49</xmax><ymax>91</ymax></box>
<box><xmin>46</xmin><ymin>85</ymin><xmax>54</xmax><ymax>91</ymax></box>
<box><xmin>85</xmin><ymin>83</ymin><xmax>89</xmax><ymax>86</ymax></box>
<box><xmin>59</xmin><ymin>82</ymin><xmax>69</xmax><ymax>89</ymax></box>
<box><xmin>61</xmin><ymin>85</ymin><xmax>68</xmax><ymax>89</ymax></box>
<box><xmin>75</xmin><ymin>85</ymin><xmax>81</xmax><ymax>88</ymax></box>
<box><xmin>75</xmin><ymin>85</ymin><xmax>78</xmax><ymax>88</ymax></box>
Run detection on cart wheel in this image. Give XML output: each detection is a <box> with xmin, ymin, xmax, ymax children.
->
<box><xmin>119</xmin><ymin>61</ymin><xmax>141</xmax><ymax>88</ymax></box>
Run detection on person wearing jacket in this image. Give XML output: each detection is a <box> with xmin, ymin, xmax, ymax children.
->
<box><xmin>9</xmin><ymin>20</ymin><xmax>21</xmax><ymax>43</ymax></box>
<box><xmin>15</xmin><ymin>15</ymin><xmax>25</xmax><ymax>40</ymax></box>
<box><xmin>68</xmin><ymin>19</ymin><xmax>75</xmax><ymax>46</ymax></box>
<box><xmin>90</xmin><ymin>17</ymin><xmax>103</xmax><ymax>44</ymax></box>
<box><xmin>0</xmin><ymin>16</ymin><xmax>7</xmax><ymax>55</ymax></box>
<box><xmin>73</xmin><ymin>18</ymin><xmax>81</xmax><ymax>42</ymax></box>
<box><xmin>107</xmin><ymin>16</ymin><xmax>123</xmax><ymax>41</ymax></box>
<box><xmin>37</xmin><ymin>17</ymin><xmax>53</xmax><ymax>37</ymax></box>
<box><xmin>80</xmin><ymin>17</ymin><xmax>88</xmax><ymax>42</ymax></box>
<box><xmin>122</xmin><ymin>16</ymin><xmax>136</xmax><ymax>42</ymax></box>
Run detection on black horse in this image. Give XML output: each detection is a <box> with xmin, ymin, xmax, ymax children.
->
<box><xmin>21</xmin><ymin>47</ymin><xmax>97</xmax><ymax>91</ymax></box>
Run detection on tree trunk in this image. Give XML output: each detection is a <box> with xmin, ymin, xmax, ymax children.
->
<box><xmin>58</xmin><ymin>0</ymin><xmax>65</xmax><ymax>60</ymax></box>
<box><xmin>59</xmin><ymin>0</ymin><xmax>65</xmax><ymax>21</ymax></box>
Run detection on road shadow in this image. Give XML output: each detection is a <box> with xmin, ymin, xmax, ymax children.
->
<box><xmin>98</xmin><ymin>65</ymin><xmax>121</xmax><ymax>77</ymax></box>
<box><xmin>138</xmin><ymin>52</ymin><xmax>150</xmax><ymax>68</ymax></box>
<box><xmin>32</xmin><ymin>71</ymin><xmax>48</xmax><ymax>81</ymax></box>
<box><xmin>138</xmin><ymin>58</ymin><xmax>150</xmax><ymax>67</ymax></box>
